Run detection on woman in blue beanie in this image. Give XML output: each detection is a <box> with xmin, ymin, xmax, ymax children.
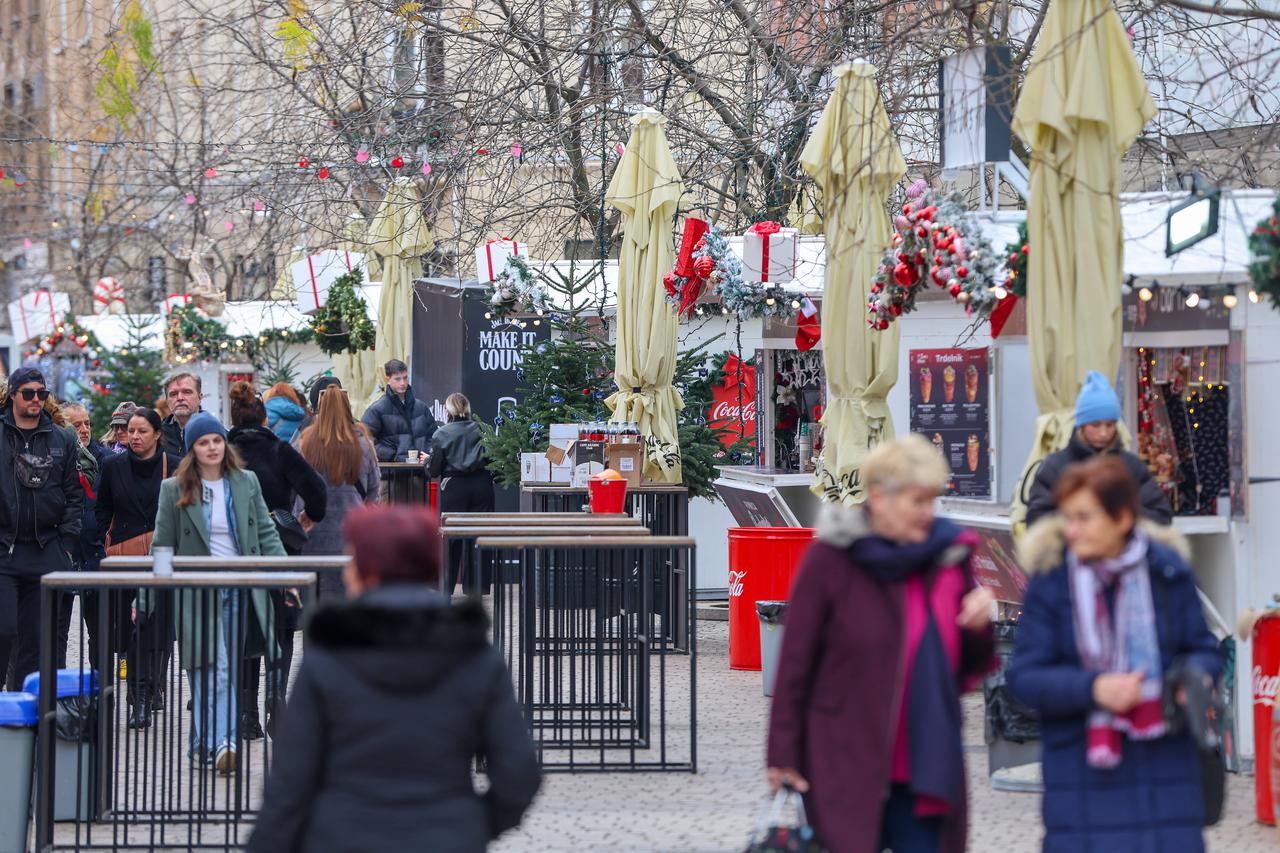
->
<box><xmin>149</xmin><ymin>411</ymin><xmax>286</xmax><ymax>774</ymax></box>
<box><xmin>1024</xmin><ymin>371</ymin><xmax>1172</xmax><ymax>528</ymax></box>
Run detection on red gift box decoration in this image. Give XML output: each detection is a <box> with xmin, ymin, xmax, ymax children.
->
<box><xmin>675</xmin><ymin>217</ymin><xmax>710</xmax><ymax>277</ymax></box>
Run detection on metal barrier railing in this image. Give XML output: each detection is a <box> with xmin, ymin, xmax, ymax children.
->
<box><xmin>476</xmin><ymin>536</ymin><xmax>697</xmax><ymax>774</ymax></box>
<box><xmin>35</xmin><ymin>568</ymin><xmax>318</xmax><ymax>852</ymax></box>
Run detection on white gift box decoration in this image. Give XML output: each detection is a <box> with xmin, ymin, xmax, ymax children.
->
<box><xmin>7</xmin><ymin>290</ymin><xmax>70</xmax><ymax>343</ymax></box>
<box><xmin>475</xmin><ymin>239</ymin><xmax>528</xmax><ymax>284</ymax></box>
<box><xmin>292</xmin><ymin>249</ymin><xmax>365</xmax><ymax>314</ymax></box>
<box><xmin>740</xmin><ymin>222</ymin><xmax>798</xmax><ymax>284</ymax></box>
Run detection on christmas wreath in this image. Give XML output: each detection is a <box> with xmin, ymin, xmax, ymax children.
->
<box><xmin>486</xmin><ymin>256</ymin><xmax>551</xmax><ymax>319</ymax></box>
<box><xmin>867</xmin><ymin>179</ymin><xmax>1002</xmax><ymax>329</ymax></box>
<box><xmin>665</xmin><ymin>220</ymin><xmax>798</xmax><ymax>320</ymax></box>
<box><xmin>310</xmin><ymin>268</ymin><xmax>376</xmax><ymax>355</ymax></box>
<box><xmin>1248</xmin><ymin>195</ymin><xmax>1280</xmax><ymax>309</ymax></box>
<box><xmin>27</xmin><ymin>315</ymin><xmax>103</xmax><ymax>366</ymax></box>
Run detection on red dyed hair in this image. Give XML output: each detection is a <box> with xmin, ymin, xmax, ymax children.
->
<box><xmin>342</xmin><ymin>504</ymin><xmax>442</xmax><ymax>585</ymax></box>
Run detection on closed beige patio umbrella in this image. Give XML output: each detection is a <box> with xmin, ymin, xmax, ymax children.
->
<box><xmin>605</xmin><ymin>110</ymin><xmax>684</xmax><ymax>484</ymax></box>
<box><xmin>368</xmin><ymin>177</ymin><xmax>434</xmax><ymax>375</ymax></box>
<box><xmin>802</xmin><ymin>61</ymin><xmax>905</xmax><ymax>505</ymax></box>
<box><xmin>1008</xmin><ymin>0</ymin><xmax>1155</xmax><ymax>532</ymax></box>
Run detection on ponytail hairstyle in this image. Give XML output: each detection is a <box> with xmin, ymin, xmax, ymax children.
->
<box><xmin>228</xmin><ymin>381</ymin><xmax>267</xmax><ymax>429</ymax></box>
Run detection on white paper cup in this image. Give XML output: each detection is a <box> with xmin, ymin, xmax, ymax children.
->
<box><xmin>153</xmin><ymin>546</ymin><xmax>174</xmax><ymax>577</ymax></box>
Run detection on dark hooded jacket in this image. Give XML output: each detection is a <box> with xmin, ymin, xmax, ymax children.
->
<box><xmin>0</xmin><ymin>406</ymin><xmax>82</xmax><ymax>563</ymax></box>
<box><xmin>1025</xmin><ymin>430</ymin><xmax>1171</xmax><ymax>527</ymax></box>
<box><xmin>360</xmin><ymin>385</ymin><xmax>437</xmax><ymax>463</ymax></box>
<box><xmin>247</xmin><ymin>587</ymin><xmax>541</xmax><ymax>853</ymax></box>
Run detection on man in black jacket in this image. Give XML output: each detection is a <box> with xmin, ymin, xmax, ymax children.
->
<box><xmin>360</xmin><ymin>359</ymin><xmax>437</xmax><ymax>463</ymax></box>
<box><xmin>1024</xmin><ymin>370</ymin><xmax>1172</xmax><ymax>528</ymax></box>
<box><xmin>0</xmin><ymin>367</ymin><xmax>82</xmax><ymax>689</ymax></box>
<box><xmin>159</xmin><ymin>371</ymin><xmax>203</xmax><ymax>455</ymax></box>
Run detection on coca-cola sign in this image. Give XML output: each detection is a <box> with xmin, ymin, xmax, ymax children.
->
<box><xmin>709</xmin><ymin>354</ymin><xmax>757</xmax><ymax>451</ymax></box>
<box><xmin>1255</xmin><ymin>665</ymin><xmax>1280</xmax><ymax>709</ymax></box>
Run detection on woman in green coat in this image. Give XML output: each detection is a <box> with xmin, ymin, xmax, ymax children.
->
<box><xmin>151</xmin><ymin>412</ymin><xmax>285</xmax><ymax>774</ymax></box>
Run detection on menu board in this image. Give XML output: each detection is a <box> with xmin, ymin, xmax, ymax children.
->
<box><xmin>909</xmin><ymin>348</ymin><xmax>991</xmax><ymax>498</ymax></box>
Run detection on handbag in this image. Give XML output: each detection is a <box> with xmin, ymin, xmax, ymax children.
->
<box><xmin>1163</xmin><ymin>661</ymin><xmax>1227</xmax><ymax>826</ymax></box>
<box><xmin>743</xmin><ymin>788</ymin><xmax>825</xmax><ymax>853</ymax></box>
<box><xmin>106</xmin><ymin>455</ymin><xmax>167</xmax><ymax>557</ymax></box>
<box><xmin>270</xmin><ymin>509</ymin><xmax>309</xmax><ymax>552</ymax></box>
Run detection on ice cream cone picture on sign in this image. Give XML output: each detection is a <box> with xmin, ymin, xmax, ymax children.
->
<box><xmin>965</xmin><ymin>364</ymin><xmax>980</xmax><ymax>403</ymax></box>
<box><xmin>921</xmin><ymin>367</ymin><xmax>933</xmax><ymax>403</ymax></box>
<box><xmin>943</xmin><ymin>365</ymin><xmax>957</xmax><ymax>403</ymax></box>
<box><xmin>967</xmin><ymin>434</ymin><xmax>981</xmax><ymax>473</ymax></box>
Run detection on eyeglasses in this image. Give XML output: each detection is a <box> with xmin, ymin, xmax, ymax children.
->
<box><xmin>17</xmin><ymin>388</ymin><xmax>49</xmax><ymax>402</ymax></box>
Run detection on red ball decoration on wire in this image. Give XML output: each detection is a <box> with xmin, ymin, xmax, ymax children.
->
<box><xmin>298</xmin><ymin>156</ymin><xmax>309</xmax><ymax>169</ymax></box>
<box><xmin>391</xmin><ymin>156</ymin><xmax>405</xmax><ymax>169</ymax></box>
<box><xmin>317</xmin><ymin>166</ymin><xmax>330</xmax><ymax>179</ymax></box>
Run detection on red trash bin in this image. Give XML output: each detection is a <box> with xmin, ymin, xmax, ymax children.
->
<box><xmin>727</xmin><ymin>527</ymin><xmax>814</xmax><ymax>671</ymax></box>
<box><xmin>1253</xmin><ymin>611</ymin><xmax>1280</xmax><ymax>824</ymax></box>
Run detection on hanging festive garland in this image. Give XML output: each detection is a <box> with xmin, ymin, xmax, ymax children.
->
<box><xmin>1004</xmin><ymin>221</ymin><xmax>1029</xmax><ymax>298</ymax></box>
<box><xmin>1248</xmin><ymin>195</ymin><xmax>1280</xmax><ymax>309</ymax></box>
<box><xmin>25</xmin><ymin>314</ymin><xmax>104</xmax><ymax>366</ymax></box>
<box><xmin>165</xmin><ymin>305</ymin><xmax>314</xmax><ymax>364</ymax></box>
<box><xmin>310</xmin><ymin>268</ymin><xmax>375</xmax><ymax>355</ymax></box>
<box><xmin>867</xmin><ymin>180</ymin><xmax>1002</xmax><ymax>329</ymax></box>
<box><xmin>664</xmin><ymin>223</ymin><xmax>797</xmax><ymax>320</ymax></box>
<box><xmin>486</xmin><ymin>255</ymin><xmax>551</xmax><ymax>319</ymax></box>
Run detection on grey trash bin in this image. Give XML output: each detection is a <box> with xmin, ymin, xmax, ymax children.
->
<box><xmin>0</xmin><ymin>692</ymin><xmax>37</xmax><ymax>853</ymax></box>
<box><xmin>757</xmin><ymin>601</ymin><xmax>787</xmax><ymax>698</ymax></box>
<box><xmin>24</xmin><ymin>670</ymin><xmax>99</xmax><ymax>821</ymax></box>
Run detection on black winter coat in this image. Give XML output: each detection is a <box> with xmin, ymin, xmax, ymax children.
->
<box><xmin>247</xmin><ymin>587</ymin><xmax>541</xmax><ymax>853</ymax></box>
<box><xmin>1025</xmin><ymin>430</ymin><xmax>1172</xmax><ymax>527</ymax></box>
<box><xmin>360</xmin><ymin>386</ymin><xmax>437</xmax><ymax>463</ymax></box>
<box><xmin>428</xmin><ymin>420</ymin><xmax>488</xmax><ymax>478</ymax></box>
<box><xmin>93</xmin><ymin>449</ymin><xmax>182</xmax><ymax>545</ymax></box>
<box><xmin>72</xmin><ymin>441</ymin><xmax>107</xmax><ymax>568</ymax></box>
<box><xmin>228</xmin><ymin>425</ymin><xmax>327</xmax><ymax>520</ymax></box>
<box><xmin>159</xmin><ymin>413</ymin><xmax>189</xmax><ymax>456</ymax></box>
<box><xmin>0</xmin><ymin>407</ymin><xmax>82</xmax><ymax>558</ymax></box>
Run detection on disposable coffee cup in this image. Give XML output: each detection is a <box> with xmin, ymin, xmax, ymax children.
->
<box><xmin>153</xmin><ymin>546</ymin><xmax>174</xmax><ymax>577</ymax></box>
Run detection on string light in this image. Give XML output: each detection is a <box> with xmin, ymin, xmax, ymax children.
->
<box><xmin>1184</xmin><ymin>290</ymin><xmax>1200</xmax><ymax>308</ymax></box>
<box><xmin>1223</xmin><ymin>293</ymin><xmax>1238</xmax><ymax>309</ymax></box>
<box><xmin>1250</xmin><ymin>289</ymin><xmax>1260</xmax><ymax>304</ymax></box>
<box><xmin>1138</xmin><ymin>286</ymin><xmax>1153</xmax><ymax>302</ymax></box>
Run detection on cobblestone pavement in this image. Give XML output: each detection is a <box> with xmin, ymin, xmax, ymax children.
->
<box><xmin>495</xmin><ymin>620</ymin><xmax>1276</xmax><ymax>853</ymax></box>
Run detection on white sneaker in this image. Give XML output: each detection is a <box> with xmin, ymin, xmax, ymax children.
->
<box><xmin>214</xmin><ymin>745</ymin><xmax>237</xmax><ymax>775</ymax></box>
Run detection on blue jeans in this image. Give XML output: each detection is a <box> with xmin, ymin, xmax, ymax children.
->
<box><xmin>878</xmin><ymin>783</ymin><xmax>940</xmax><ymax>853</ymax></box>
<box><xmin>186</xmin><ymin>590</ymin><xmax>239</xmax><ymax>756</ymax></box>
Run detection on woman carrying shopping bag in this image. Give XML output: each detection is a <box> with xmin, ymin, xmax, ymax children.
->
<box><xmin>149</xmin><ymin>412</ymin><xmax>285</xmax><ymax>774</ymax></box>
<box><xmin>765</xmin><ymin>435</ymin><xmax>996</xmax><ymax>853</ymax></box>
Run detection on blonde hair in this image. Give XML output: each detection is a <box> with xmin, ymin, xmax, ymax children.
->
<box><xmin>445</xmin><ymin>392</ymin><xmax>471</xmax><ymax>421</ymax></box>
<box><xmin>862</xmin><ymin>434</ymin><xmax>950</xmax><ymax>494</ymax></box>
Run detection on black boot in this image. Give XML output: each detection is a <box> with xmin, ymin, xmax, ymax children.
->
<box><xmin>149</xmin><ymin>682</ymin><xmax>166</xmax><ymax>713</ymax></box>
<box><xmin>128</xmin><ymin>686</ymin><xmax>152</xmax><ymax>730</ymax></box>
<box><xmin>241</xmin><ymin>709</ymin><xmax>264</xmax><ymax>741</ymax></box>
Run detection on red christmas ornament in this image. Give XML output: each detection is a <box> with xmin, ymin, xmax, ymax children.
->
<box><xmin>890</xmin><ymin>303</ymin><xmax>903</xmax><ymax>317</ymax></box>
<box><xmin>317</xmin><ymin>167</ymin><xmax>330</xmax><ymax>179</ymax></box>
<box><xmin>298</xmin><ymin>156</ymin><xmax>309</xmax><ymax>168</ymax></box>
<box><xmin>692</xmin><ymin>255</ymin><xmax>716</xmax><ymax>279</ymax></box>
<box><xmin>949</xmin><ymin>283</ymin><xmax>962</xmax><ymax>297</ymax></box>
<box><xmin>893</xmin><ymin>263</ymin><xmax>914</xmax><ymax>287</ymax></box>
<box><xmin>391</xmin><ymin>156</ymin><xmax>405</xmax><ymax>168</ymax></box>
<box><xmin>877</xmin><ymin>319</ymin><xmax>890</xmax><ymax>330</ymax></box>
<box><xmin>903</xmin><ymin>203</ymin><xmax>913</xmax><ymax>216</ymax></box>
<box><xmin>1021</xmin><ymin>245</ymin><xmax>1030</xmax><ymax>255</ymax></box>
<box><xmin>956</xmin><ymin>266</ymin><xmax>969</xmax><ymax>278</ymax></box>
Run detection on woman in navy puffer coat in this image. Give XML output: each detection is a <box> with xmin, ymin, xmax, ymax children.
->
<box><xmin>1008</xmin><ymin>457</ymin><xmax>1221</xmax><ymax>853</ymax></box>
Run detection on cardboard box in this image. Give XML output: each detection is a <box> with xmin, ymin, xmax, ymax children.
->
<box><xmin>571</xmin><ymin>461</ymin><xmax>604</xmax><ymax>488</ymax></box>
<box><xmin>549</xmin><ymin>464</ymin><xmax>572</xmax><ymax>484</ymax></box>
<box><xmin>605</xmin><ymin>442</ymin><xmax>644</xmax><ymax>486</ymax></box>
<box><xmin>520</xmin><ymin>453</ymin><xmax>551</xmax><ymax>483</ymax></box>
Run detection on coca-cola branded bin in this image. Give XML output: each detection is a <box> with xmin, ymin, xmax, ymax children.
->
<box><xmin>1252</xmin><ymin>610</ymin><xmax>1280</xmax><ymax>824</ymax></box>
<box><xmin>727</xmin><ymin>528</ymin><xmax>813</xmax><ymax>670</ymax></box>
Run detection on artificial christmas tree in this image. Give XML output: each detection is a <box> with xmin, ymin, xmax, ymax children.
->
<box><xmin>90</xmin><ymin>314</ymin><xmax>168</xmax><ymax>435</ymax></box>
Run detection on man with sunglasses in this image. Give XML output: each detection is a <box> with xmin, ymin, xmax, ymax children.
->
<box><xmin>0</xmin><ymin>367</ymin><xmax>82</xmax><ymax>689</ymax></box>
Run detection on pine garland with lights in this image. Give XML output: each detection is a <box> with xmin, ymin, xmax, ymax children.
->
<box><xmin>309</xmin><ymin>268</ymin><xmax>375</xmax><ymax>355</ymax></box>
<box><xmin>165</xmin><ymin>304</ymin><xmax>314</xmax><ymax>364</ymax></box>
<box><xmin>868</xmin><ymin>179</ymin><xmax>1002</xmax><ymax>329</ymax></box>
<box><xmin>486</xmin><ymin>256</ymin><xmax>551</xmax><ymax>319</ymax></box>
<box><xmin>25</xmin><ymin>315</ymin><xmax>103</xmax><ymax>364</ymax></box>
<box><xmin>1249</xmin><ymin>194</ymin><xmax>1280</xmax><ymax>309</ymax></box>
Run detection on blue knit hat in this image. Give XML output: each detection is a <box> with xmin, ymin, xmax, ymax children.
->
<box><xmin>183</xmin><ymin>411</ymin><xmax>227</xmax><ymax>451</ymax></box>
<box><xmin>1075</xmin><ymin>371</ymin><xmax>1122</xmax><ymax>426</ymax></box>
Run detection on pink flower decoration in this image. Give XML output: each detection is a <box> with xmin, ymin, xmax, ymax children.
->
<box><xmin>185</xmin><ymin>194</ymin><xmax>196</xmax><ymax>205</ymax></box>
<box><xmin>23</xmin><ymin>238</ymin><xmax>32</xmax><ymax>248</ymax></box>
<box><xmin>421</xmin><ymin>162</ymin><xmax>432</xmax><ymax>175</ymax></box>
<box><xmin>893</xmin><ymin>215</ymin><xmax>911</xmax><ymax>231</ymax></box>
<box><xmin>224</xmin><ymin>221</ymin><xmax>235</xmax><ymax>232</ymax></box>
<box><xmin>615</xmin><ymin>143</ymin><xmax>625</xmax><ymax>156</ymax></box>
<box><xmin>253</xmin><ymin>199</ymin><xmax>265</xmax><ymax>212</ymax></box>
<box><xmin>355</xmin><ymin>148</ymin><xmax>369</xmax><ymax>163</ymax></box>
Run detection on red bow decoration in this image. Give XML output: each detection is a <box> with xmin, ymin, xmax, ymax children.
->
<box><xmin>668</xmin><ymin>217</ymin><xmax>715</xmax><ymax>318</ymax></box>
<box><xmin>721</xmin><ymin>353</ymin><xmax>756</xmax><ymax>392</ymax></box>
<box><xmin>748</xmin><ymin>220</ymin><xmax>781</xmax><ymax>237</ymax></box>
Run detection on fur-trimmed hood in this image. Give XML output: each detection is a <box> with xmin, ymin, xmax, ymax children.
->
<box><xmin>307</xmin><ymin>586</ymin><xmax>490</xmax><ymax>693</ymax></box>
<box><xmin>1017</xmin><ymin>516</ymin><xmax>1191</xmax><ymax>576</ymax></box>
<box><xmin>816</xmin><ymin>502</ymin><xmax>975</xmax><ymax>569</ymax></box>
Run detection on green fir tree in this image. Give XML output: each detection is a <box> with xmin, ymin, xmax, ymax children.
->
<box><xmin>90</xmin><ymin>314</ymin><xmax>168</xmax><ymax>436</ymax></box>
